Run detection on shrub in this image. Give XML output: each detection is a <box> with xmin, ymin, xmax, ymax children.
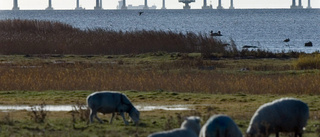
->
<box><xmin>71</xmin><ymin>101</ymin><xmax>90</xmax><ymax>123</ymax></box>
<box><xmin>28</xmin><ymin>102</ymin><xmax>48</xmax><ymax>123</ymax></box>
<box><xmin>1</xmin><ymin>113</ymin><xmax>14</xmax><ymax>125</ymax></box>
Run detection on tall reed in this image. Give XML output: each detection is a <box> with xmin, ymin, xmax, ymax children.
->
<box><xmin>0</xmin><ymin>19</ymin><xmax>225</xmax><ymax>55</ymax></box>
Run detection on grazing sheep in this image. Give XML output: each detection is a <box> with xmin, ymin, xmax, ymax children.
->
<box><xmin>246</xmin><ymin>98</ymin><xmax>309</xmax><ymax>137</ymax></box>
<box><xmin>148</xmin><ymin>116</ymin><xmax>201</xmax><ymax>137</ymax></box>
<box><xmin>87</xmin><ymin>91</ymin><xmax>140</xmax><ymax>125</ymax></box>
<box><xmin>199</xmin><ymin>114</ymin><xmax>243</xmax><ymax>137</ymax></box>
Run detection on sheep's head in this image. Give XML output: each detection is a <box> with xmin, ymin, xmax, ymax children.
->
<box><xmin>246</xmin><ymin>121</ymin><xmax>270</xmax><ymax>137</ymax></box>
<box><xmin>181</xmin><ymin>116</ymin><xmax>201</xmax><ymax>135</ymax></box>
<box><xmin>246</xmin><ymin>122</ymin><xmax>259</xmax><ymax>137</ymax></box>
<box><xmin>129</xmin><ymin>107</ymin><xmax>140</xmax><ymax>124</ymax></box>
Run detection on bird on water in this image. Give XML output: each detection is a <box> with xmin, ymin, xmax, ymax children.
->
<box><xmin>283</xmin><ymin>38</ymin><xmax>290</xmax><ymax>42</ymax></box>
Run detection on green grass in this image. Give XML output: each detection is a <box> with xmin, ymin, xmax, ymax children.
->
<box><xmin>1</xmin><ymin>90</ymin><xmax>320</xmax><ymax>136</ymax></box>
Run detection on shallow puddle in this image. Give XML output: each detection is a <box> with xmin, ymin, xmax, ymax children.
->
<box><xmin>0</xmin><ymin>104</ymin><xmax>192</xmax><ymax>112</ymax></box>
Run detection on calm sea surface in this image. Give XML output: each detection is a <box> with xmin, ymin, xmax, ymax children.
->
<box><xmin>0</xmin><ymin>9</ymin><xmax>319</xmax><ymax>53</ymax></box>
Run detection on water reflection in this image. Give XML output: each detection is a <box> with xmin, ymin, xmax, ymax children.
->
<box><xmin>0</xmin><ymin>104</ymin><xmax>192</xmax><ymax>112</ymax></box>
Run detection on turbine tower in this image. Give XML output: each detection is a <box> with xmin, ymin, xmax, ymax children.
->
<box><xmin>291</xmin><ymin>0</ymin><xmax>303</xmax><ymax>9</ymax></box>
<box><xmin>75</xmin><ymin>0</ymin><xmax>84</xmax><ymax>10</ymax></box>
<box><xmin>297</xmin><ymin>0</ymin><xmax>303</xmax><ymax>8</ymax></box>
<box><xmin>144</xmin><ymin>0</ymin><xmax>149</xmax><ymax>9</ymax></box>
<box><xmin>94</xmin><ymin>0</ymin><xmax>102</xmax><ymax>10</ymax></box>
<box><xmin>217</xmin><ymin>0</ymin><xmax>223</xmax><ymax>9</ymax></box>
<box><xmin>161</xmin><ymin>0</ymin><xmax>166</xmax><ymax>9</ymax></box>
<box><xmin>202</xmin><ymin>0</ymin><xmax>212</xmax><ymax>9</ymax></box>
<box><xmin>307</xmin><ymin>0</ymin><xmax>311</xmax><ymax>8</ymax></box>
<box><xmin>76</xmin><ymin>0</ymin><xmax>80</xmax><ymax>9</ymax></box>
<box><xmin>46</xmin><ymin>0</ymin><xmax>53</xmax><ymax>10</ymax></box>
<box><xmin>179</xmin><ymin>0</ymin><xmax>195</xmax><ymax>9</ymax></box>
<box><xmin>121</xmin><ymin>0</ymin><xmax>127</xmax><ymax>9</ymax></box>
<box><xmin>12</xmin><ymin>0</ymin><xmax>19</xmax><ymax>10</ymax></box>
<box><xmin>291</xmin><ymin>0</ymin><xmax>296</xmax><ymax>9</ymax></box>
<box><xmin>229</xmin><ymin>0</ymin><xmax>234</xmax><ymax>9</ymax></box>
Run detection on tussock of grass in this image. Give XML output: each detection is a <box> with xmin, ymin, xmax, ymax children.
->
<box><xmin>294</xmin><ymin>54</ymin><xmax>320</xmax><ymax>69</ymax></box>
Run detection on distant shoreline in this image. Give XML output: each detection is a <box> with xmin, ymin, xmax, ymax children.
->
<box><xmin>1</xmin><ymin>8</ymin><xmax>320</xmax><ymax>11</ymax></box>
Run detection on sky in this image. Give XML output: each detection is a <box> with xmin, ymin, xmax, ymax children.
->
<box><xmin>0</xmin><ymin>0</ymin><xmax>319</xmax><ymax>10</ymax></box>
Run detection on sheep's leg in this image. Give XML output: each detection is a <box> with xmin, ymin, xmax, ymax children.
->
<box><xmin>120</xmin><ymin>112</ymin><xmax>129</xmax><ymax>125</ymax></box>
<box><xmin>95</xmin><ymin>114</ymin><xmax>104</xmax><ymax>124</ymax></box>
<box><xmin>89</xmin><ymin>109</ymin><xmax>95</xmax><ymax>123</ymax></box>
<box><xmin>295</xmin><ymin>132</ymin><xmax>302</xmax><ymax>137</ymax></box>
<box><xmin>91</xmin><ymin>110</ymin><xmax>103</xmax><ymax>124</ymax></box>
<box><xmin>110</xmin><ymin>112</ymin><xmax>115</xmax><ymax>124</ymax></box>
<box><xmin>275</xmin><ymin>132</ymin><xmax>279</xmax><ymax>137</ymax></box>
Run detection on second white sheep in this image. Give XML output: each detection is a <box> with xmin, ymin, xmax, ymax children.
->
<box><xmin>199</xmin><ymin>114</ymin><xmax>243</xmax><ymax>137</ymax></box>
<box><xmin>148</xmin><ymin>116</ymin><xmax>201</xmax><ymax>137</ymax></box>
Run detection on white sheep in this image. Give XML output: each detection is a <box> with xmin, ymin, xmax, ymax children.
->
<box><xmin>148</xmin><ymin>116</ymin><xmax>201</xmax><ymax>137</ymax></box>
<box><xmin>87</xmin><ymin>91</ymin><xmax>140</xmax><ymax>125</ymax></box>
<box><xmin>246</xmin><ymin>98</ymin><xmax>309</xmax><ymax>137</ymax></box>
<box><xmin>199</xmin><ymin>114</ymin><xmax>243</xmax><ymax>137</ymax></box>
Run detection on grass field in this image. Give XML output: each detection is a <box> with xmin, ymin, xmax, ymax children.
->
<box><xmin>0</xmin><ymin>54</ymin><xmax>320</xmax><ymax>136</ymax></box>
<box><xmin>0</xmin><ymin>90</ymin><xmax>320</xmax><ymax>137</ymax></box>
<box><xmin>0</xmin><ymin>53</ymin><xmax>319</xmax><ymax>94</ymax></box>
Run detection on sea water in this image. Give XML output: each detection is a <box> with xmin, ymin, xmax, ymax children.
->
<box><xmin>0</xmin><ymin>9</ymin><xmax>319</xmax><ymax>53</ymax></box>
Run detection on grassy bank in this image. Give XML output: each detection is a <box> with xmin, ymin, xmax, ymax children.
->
<box><xmin>1</xmin><ymin>90</ymin><xmax>320</xmax><ymax>136</ymax></box>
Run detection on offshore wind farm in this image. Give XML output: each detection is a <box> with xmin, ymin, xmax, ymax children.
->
<box><xmin>7</xmin><ymin>0</ymin><xmax>316</xmax><ymax>10</ymax></box>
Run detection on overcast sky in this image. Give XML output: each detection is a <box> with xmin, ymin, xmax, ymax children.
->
<box><xmin>0</xmin><ymin>0</ymin><xmax>319</xmax><ymax>10</ymax></box>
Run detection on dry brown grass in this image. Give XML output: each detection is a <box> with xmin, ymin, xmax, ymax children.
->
<box><xmin>0</xmin><ymin>19</ymin><xmax>226</xmax><ymax>56</ymax></box>
<box><xmin>0</xmin><ymin>19</ymin><xmax>307</xmax><ymax>59</ymax></box>
<box><xmin>294</xmin><ymin>54</ymin><xmax>320</xmax><ymax>69</ymax></box>
<box><xmin>0</xmin><ymin>59</ymin><xmax>319</xmax><ymax>94</ymax></box>
<box><xmin>0</xmin><ymin>19</ymin><xmax>318</xmax><ymax>95</ymax></box>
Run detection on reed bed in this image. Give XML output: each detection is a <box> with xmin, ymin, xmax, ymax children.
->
<box><xmin>0</xmin><ymin>19</ymin><xmax>226</xmax><ymax>55</ymax></box>
<box><xmin>0</xmin><ymin>19</ymin><xmax>306</xmax><ymax>58</ymax></box>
